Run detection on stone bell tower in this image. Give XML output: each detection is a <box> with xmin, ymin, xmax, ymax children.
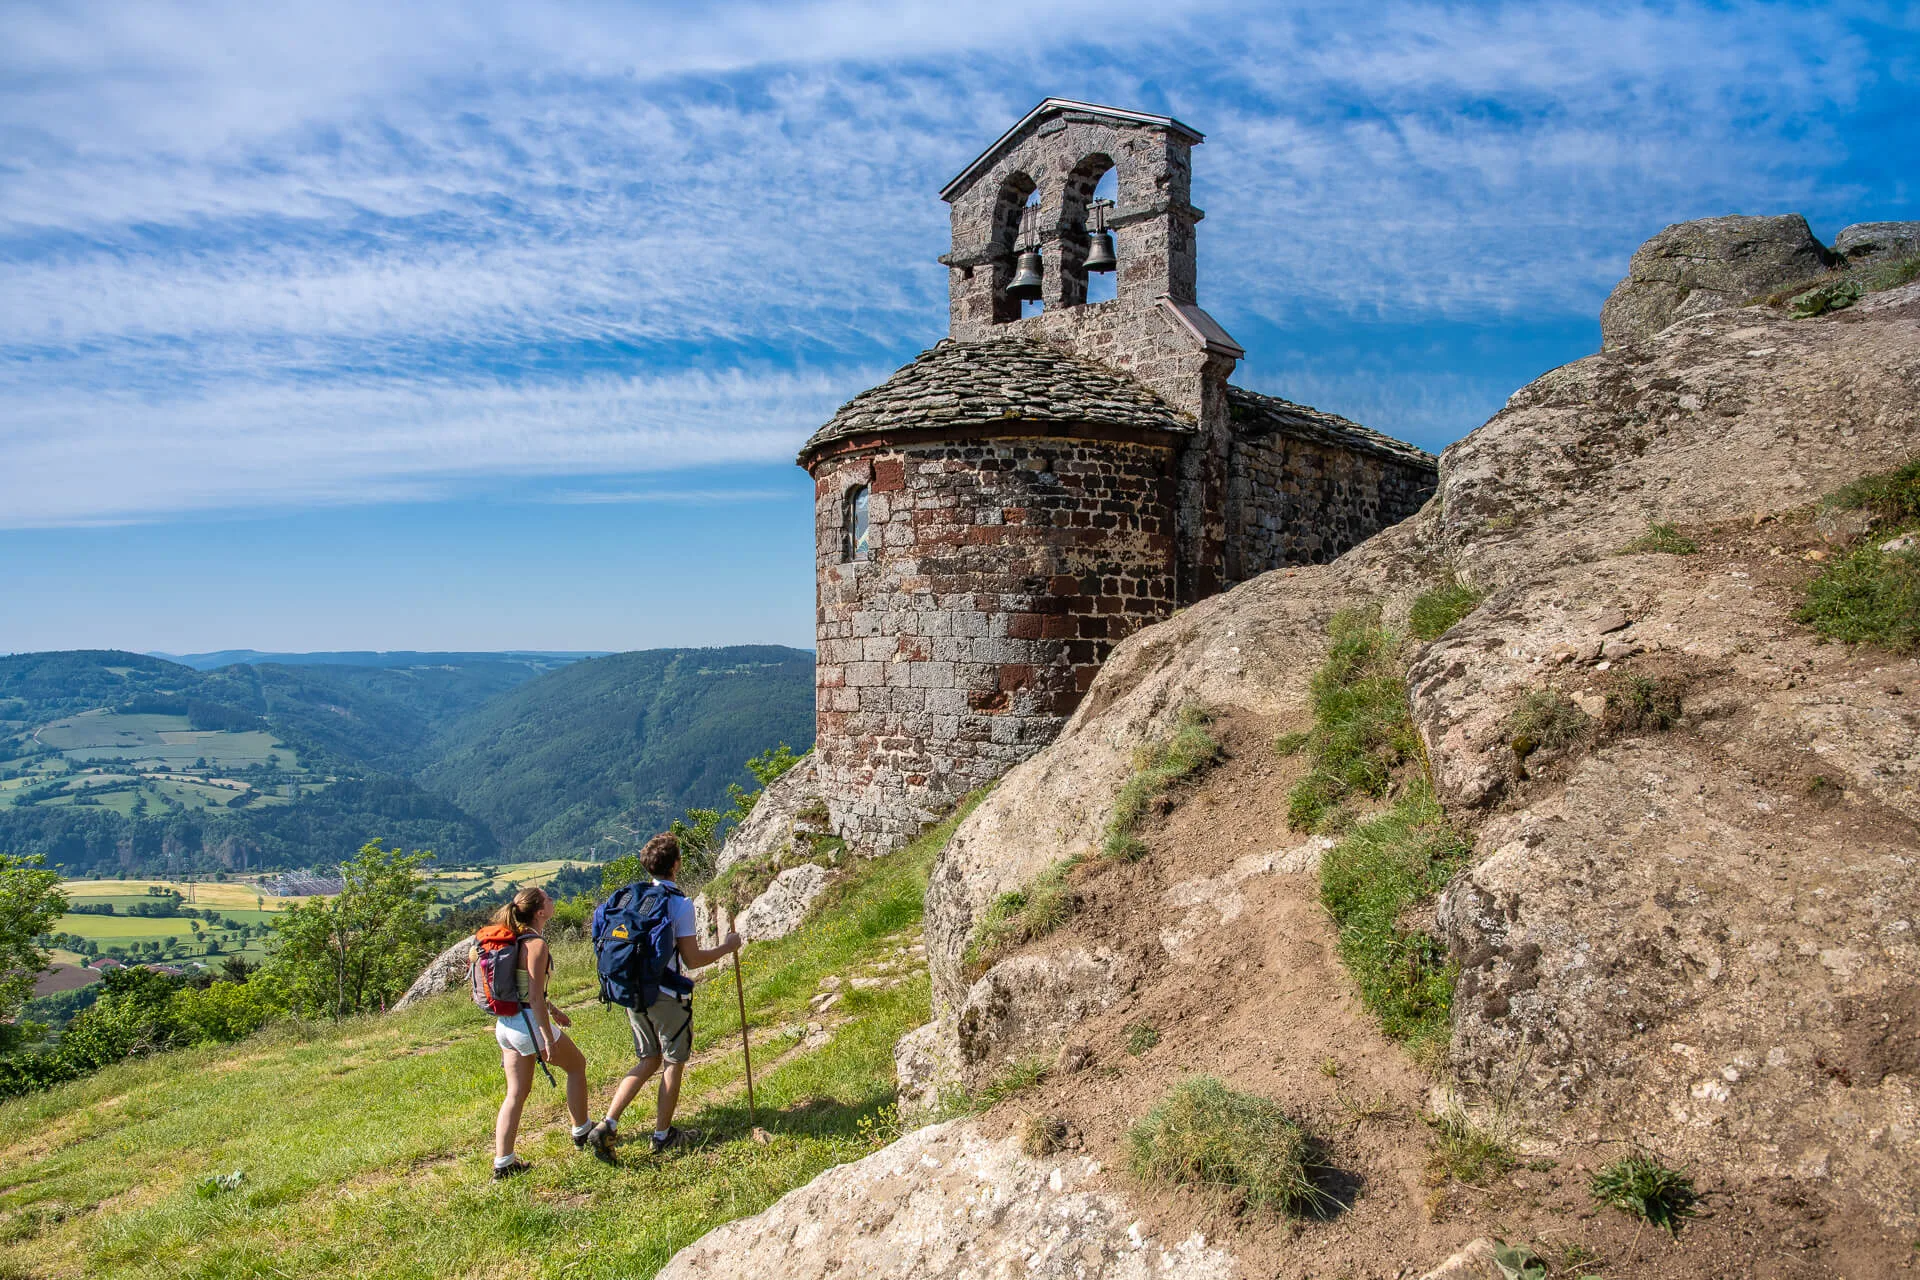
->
<box><xmin>937</xmin><ymin>98</ymin><xmax>1245</xmax><ymax>600</ymax></box>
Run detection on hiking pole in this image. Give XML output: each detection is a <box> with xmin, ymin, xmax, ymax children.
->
<box><xmin>732</xmin><ymin>947</ymin><xmax>760</xmax><ymax>1133</ymax></box>
<box><xmin>521</xmin><ymin>1006</ymin><xmax>557</xmax><ymax>1087</ymax></box>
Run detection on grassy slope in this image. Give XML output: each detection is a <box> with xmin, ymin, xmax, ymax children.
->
<box><xmin>0</xmin><ymin>817</ymin><xmax>961</xmax><ymax>1280</ymax></box>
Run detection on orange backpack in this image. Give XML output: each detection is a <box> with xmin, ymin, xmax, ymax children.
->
<box><xmin>468</xmin><ymin>924</ymin><xmax>527</xmax><ymax>1016</ymax></box>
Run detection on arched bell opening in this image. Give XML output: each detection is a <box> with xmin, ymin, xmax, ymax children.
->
<box><xmin>991</xmin><ymin>173</ymin><xmax>1039</xmax><ymax>324</ymax></box>
<box><xmin>1059</xmin><ymin>153</ymin><xmax>1117</xmax><ymax>309</ymax></box>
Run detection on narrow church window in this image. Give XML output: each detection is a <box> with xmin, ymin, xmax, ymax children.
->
<box><xmin>844</xmin><ymin>485</ymin><xmax>871</xmax><ymax>562</ymax></box>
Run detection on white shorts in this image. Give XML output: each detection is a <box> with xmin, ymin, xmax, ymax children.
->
<box><xmin>494</xmin><ymin>1015</ymin><xmax>567</xmax><ymax>1059</ymax></box>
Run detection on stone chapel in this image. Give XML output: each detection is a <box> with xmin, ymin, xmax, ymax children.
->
<box><xmin>798</xmin><ymin>99</ymin><xmax>1438</xmax><ymax>851</ymax></box>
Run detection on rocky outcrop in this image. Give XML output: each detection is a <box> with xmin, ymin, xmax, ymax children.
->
<box><xmin>917</xmin><ymin>277</ymin><xmax>1920</xmax><ymax>1232</ymax></box>
<box><xmin>713</xmin><ymin>753</ymin><xmax>822</xmax><ymax>877</ymax></box>
<box><xmin>1598</xmin><ymin>213</ymin><xmax>1835</xmax><ymax>348</ymax></box>
<box><xmin>656</xmin><ymin>1120</ymin><xmax>1237</xmax><ymax>1280</ymax></box>
<box><xmin>734</xmin><ymin>862</ymin><xmax>831</xmax><ymax>942</ymax></box>
<box><xmin>392</xmin><ymin>937</ymin><xmax>471</xmax><ymax>1011</ymax></box>
<box><xmin>1835</xmin><ymin>221</ymin><xmax>1920</xmax><ymax>266</ymax></box>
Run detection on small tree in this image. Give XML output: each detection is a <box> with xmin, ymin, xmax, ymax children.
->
<box><xmin>0</xmin><ymin>854</ymin><xmax>67</xmax><ymax>1023</ymax></box>
<box><xmin>268</xmin><ymin>841</ymin><xmax>435</xmax><ymax>1019</ymax></box>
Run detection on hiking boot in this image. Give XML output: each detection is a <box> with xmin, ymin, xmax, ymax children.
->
<box><xmin>583</xmin><ymin>1120</ymin><xmax>618</xmax><ymax>1164</ymax></box>
<box><xmin>491</xmin><ymin>1156</ymin><xmax>532</xmax><ymax>1181</ymax></box>
<box><xmin>649</xmin><ymin>1125</ymin><xmax>700</xmax><ymax>1154</ymax></box>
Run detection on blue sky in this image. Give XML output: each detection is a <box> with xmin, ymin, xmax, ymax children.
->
<box><xmin>2</xmin><ymin>0</ymin><xmax>1914</xmax><ymax>654</ymax></box>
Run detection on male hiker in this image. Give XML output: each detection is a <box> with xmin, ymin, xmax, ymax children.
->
<box><xmin>586</xmin><ymin>832</ymin><xmax>741</xmax><ymax>1155</ymax></box>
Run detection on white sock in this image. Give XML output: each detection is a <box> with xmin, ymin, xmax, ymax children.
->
<box><xmin>603</xmin><ymin>1116</ymin><xmax>618</xmax><ymax>1132</ymax></box>
<box><xmin>653</xmin><ymin>1129</ymin><xmax>669</xmax><ymax>1140</ymax></box>
<box><xmin>572</xmin><ymin>1121</ymin><xmax>593</xmax><ymax>1138</ymax></box>
<box><xmin>493</xmin><ymin>1154</ymin><xmax>516</xmax><ymax>1169</ymax></box>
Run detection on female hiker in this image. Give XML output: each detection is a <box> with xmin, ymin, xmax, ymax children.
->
<box><xmin>486</xmin><ymin>886</ymin><xmax>595</xmax><ymax>1179</ymax></box>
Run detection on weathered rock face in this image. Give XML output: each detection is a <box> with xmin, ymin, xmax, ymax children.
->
<box><xmin>392</xmin><ymin>937</ymin><xmax>471</xmax><ymax>1012</ymax></box>
<box><xmin>1598</xmin><ymin>213</ymin><xmax>1835</xmax><ymax>348</ymax></box>
<box><xmin>713</xmin><ymin>753</ymin><xmax>821</xmax><ymax>877</ymax></box>
<box><xmin>1835</xmin><ymin>220</ymin><xmax>1920</xmax><ymax>266</ymax></box>
<box><xmin>920</xmin><ymin>278</ymin><xmax>1920</xmax><ymax>1230</ymax></box>
<box><xmin>656</xmin><ymin>1120</ymin><xmax>1237</xmax><ymax>1280</ymax></box>
<box><xmin>953</xmin><ymin>947</ymin><xmax>1136</xmax><ymax>1076</ymax></box>
<box><xmin>733</xmin><ymin>862</ymin><xmax>831</xmax><ymax>942</ymax></box>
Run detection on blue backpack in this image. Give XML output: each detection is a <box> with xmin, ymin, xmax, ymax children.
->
<box><xmin>591</xmin><ymin>881</ymin><xmax>694</xmax><ymax>1010</ymax></box>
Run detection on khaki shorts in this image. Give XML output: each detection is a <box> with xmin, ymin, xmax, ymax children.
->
<box><xmin>626</xmin><ymin>993</ymin><xmax>693</xmax><ymax>1064</ymax></box>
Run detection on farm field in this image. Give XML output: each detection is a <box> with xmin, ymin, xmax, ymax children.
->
<box><xmin>57</xmin><ymin>879</ymin><xmax>303</xmax><ymax>910</ymax></box>
<box><xmin>426</xmin><ymin>859</ymin><xmax>585</xmax><ymax>905</ymax></box>
<box><xmin>49</xmin><ymin>880</ymin><xmax>305</xmax><ymax>966</ymax></box>
<box><xmin>33</xmin><ymin>712</ymin><xmax>297</xmax><ymax>770</ymax></box>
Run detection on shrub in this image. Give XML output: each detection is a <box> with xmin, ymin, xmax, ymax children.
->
<box><xmin>1508</xmin><ymin>690</ymin><xmax>1591</xmax><ymax>761</ymax></box>
<box><xmin>1319</xmin><ymin>781</ymin><xmax>1469</xmax><ymax>1053</ymax></box>
<box><xmin>1124</xmin><ymin>1021</ymin><xmax>1161</xmax><ymax>1055</ymax></box>
<box><xmin>1619</xmin><ymin>522</ymin><xmax>1699</xmax><ymax>556</ymax></box>
<box><xmin>1408</xmin><ymin>578</ymin><xmax>1485</xmax><ymax>641</ymax></box>
<box><xmin>1589</xmin><ymin>1151</ymin><xmax>1699</xmax><ymax>1232</ymax></box>
<box><xmin>1601</xmin><ymin>674</ymin><xmax>1685</xmax><ymax>734</ymax></box>
<box><xmin>1101</xmin><ymin>705</ymin><xmax>1222</xmax><ymax>861</ymax></box>
<box><xmin>1286</xmin><ymin>611</ymin><xmax>1420</xmax><ymax>833</ymax></box>
<box><xmin>963</xmin><ymin>856</ymin><xmax>1081</xmax><ymax>972</ymax></box>
<box><xmin>1127</xmin><ymin>1076</ymin><xmax>1329</xmax><ymax>1215</ymax></box>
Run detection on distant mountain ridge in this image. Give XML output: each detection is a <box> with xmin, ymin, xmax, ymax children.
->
<box><xmin>148</xmin><ymin>650</ymin><xmax>609</xmax><ymax>672</ymax></box>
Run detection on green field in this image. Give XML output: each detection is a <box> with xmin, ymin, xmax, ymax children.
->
<box><xmin>49</xmin><ymin>880</ymin><xmax>302</xmax><ymax>966</ymax></box>
<box><xmin>0</xmin><ymin>809</ymin><xmax>961</xmax><ymax>1279</ymax></box>
<box><xmin>33</xmin><ymin>712</ymin><xmax>297</xmax><ymax>770</ymax></box>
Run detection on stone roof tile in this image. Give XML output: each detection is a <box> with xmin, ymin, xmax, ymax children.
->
<box><xmin>1225</xmin><ymin>386</ymin><xmax>1437</xmax><ymax>470</ymax></box>
<box><xmin>798</xmin><ymin>337</ymin><xmax>1192</xmax><ymax>463</ymax></box>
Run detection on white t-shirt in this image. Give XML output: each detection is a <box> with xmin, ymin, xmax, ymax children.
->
<box><xmin>657</xmin><ymin>879</ymin><xmax>697</xmax><ymax>988</ymax></box>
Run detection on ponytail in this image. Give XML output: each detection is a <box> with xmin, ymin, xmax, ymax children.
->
<box><xmin>491</xmin><ymin>885</ymin><xmax>547</xmax><ymax>935</ymax></box>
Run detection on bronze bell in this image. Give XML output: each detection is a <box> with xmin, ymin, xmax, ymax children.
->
<box><xmin>1083</xmin><ymin>229</ymin><xmax>1117</xmax><ymax>273</ymax></box>
<box><xmin>1007</xmin><ymin>248</ymin><xmax>1043</xmax><ymax>300</ymax></box>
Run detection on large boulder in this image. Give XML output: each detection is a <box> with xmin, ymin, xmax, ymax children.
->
<box><xmin>713</xmin><ymin>753</ymin><xmax>823</xmax><ymax>877</ymax></box>
<box><xmin>953</xmin><ymin>947</ymin><xmax>1136</xmax><ymax>1077</ymax></box>
<box><xmin>392</xmin><ymin>936</ymin><xmax>471</xmax><ymax>1011</ymax></box>
<box><xmin>733</xmin><ymin>862</ymin><xmax>831</xmax><ymax>942</ymax></box>
<box><xmin>1598</xmin><ymin>213</ymin><xmax>1836</xmax><ymax>348</ymax></box>
<box><xmin>656</xmin><ymin>1120</ymin><xmax>1237</xmax><ymax>1280</ymax></box>
<box><xmin>1835</xmin><ymin>221</ymin><xmax>1920</xmax><ymax>266</ymax></box>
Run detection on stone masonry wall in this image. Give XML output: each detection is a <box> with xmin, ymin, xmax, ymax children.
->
<box><xmin>812</xmin><ymin>432</ymin><xmax>1181</xmax><ymax>852</ymax></box>
<box><xmin>1223</xmin><ymin>434</ymin><xmax>1437</xmax><ymax>579</ymax></box>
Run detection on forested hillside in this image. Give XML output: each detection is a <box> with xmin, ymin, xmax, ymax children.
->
<box><xmin>420</xmin><ymin>646</ymin><xmax>815</xmax><ymax>857</ymax></box>
<box><xmin>0</xmin><ymin>647</ymin><xmax>815</xmax><ymax>875</ymax></box>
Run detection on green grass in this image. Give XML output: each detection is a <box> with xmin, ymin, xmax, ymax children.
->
<box><xmin>1408</xmin><ymin>578</ymin><xmax>1485</xmax><ymax>642</ymax></box>
<box><xmin>1618</xmin><ymin>522</ymin><xmax>1699</xmax><ymax>556</ymax></box>
<box><xmin>1424</xmin><ymin>1107</ymin><xmax>1515</xmax><ymax>1185</ymax></box>
<box><xmin>1127</xmin><ymin>1076</ymin><xmax>1329</xmax><ymax>1216</ymax></box>
<box><xmin>1286</xmin><ymin>610</ymin><xmax>1419</xmax><ymax>833</ymax></box>
<box><xmin>1098</xmin><ymin>705</ymin><xmax>1221</xmax><ymax>861</ymax></box>
<box><xmin>963</xmin><ymin>855</ymin><xmax>1082</xmax><ymax>974</ymax></box>
<box><xmin>1795</xmin><ymin>459</ymin><xmax>1920</xmax><ymax>653</ymax></box>
<box><xmin>1318</xmin><ymin>781</ymin><xmax>1469</xmax><ymax>1057</ymax></box>
<box><xmin>0</xmin><ymin>806</ymin><xmax>970</xmax><ymax>1280</ymax></box>
<box><xmin>1589</xmin><ymin>1151</ymin><xmax>1700</xmax><ymax>1233</ymax></box>
<box><xmin>1124</xmin><ymin>1021</ymin><xmax>1160</xmax><ymax>1056</ymax></box>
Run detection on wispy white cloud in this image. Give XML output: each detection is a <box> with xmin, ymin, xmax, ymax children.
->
<box><xmin>1</xmin><ymin>0</ymin><xmax>1904</xmax><ymax>526</ymax></box>
<box><xmin>542</xmin><ymin>487</ymin><xmax>793</xmax><ymax>505</ymax></box>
